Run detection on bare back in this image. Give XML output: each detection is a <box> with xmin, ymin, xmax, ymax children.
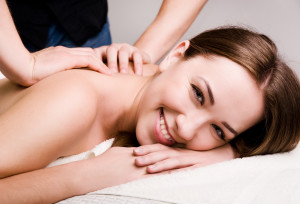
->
<box><xmin>0</xmin><ymin>69</ymin><xmax>120</xmax><ymax>178</ymax></box>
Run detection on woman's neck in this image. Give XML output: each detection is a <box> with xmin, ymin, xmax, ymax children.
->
<box><xmin>100</xmin><ymin>64</ymin><xmax>158</xmax><ymax>136</ymax></box>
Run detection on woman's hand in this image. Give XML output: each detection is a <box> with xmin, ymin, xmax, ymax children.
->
<box><xmin>133</xmin><ymin>143</ymin><xmax>236</xmax><ymax>174</ymax></box>
<box><xmin>94</xmin><ymin>43</ymin><xmax>151</xmax><ymax>75</ymax></box>
<box><xmin>30</xmin><ymin>46</ymin><xmax>112</xmax><ymax>85</ymax></box>
<box><xmin>87</xmin><ymin>146</ymin><xmax>152</xmax><ymax>190</ymax></box>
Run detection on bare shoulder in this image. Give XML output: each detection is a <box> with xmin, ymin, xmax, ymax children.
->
<box><xmin>0</xmin><ymin>69</ymin><xmax>106</xmax><ymax>110</ymax></box>
<box><xmin>0</xmin><ymin>70</ymin><xmax>107</xmax><ymax>178</ymax></box>
<box><xmin>33</xmin><ymin>69</ymin><xmax>106</xmax><ymax>91</ymax></box>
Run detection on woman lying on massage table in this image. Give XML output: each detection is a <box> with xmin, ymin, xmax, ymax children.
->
<box><xmin>0</xmin><ymin>26</ymin><xmax>299</xmax><ymax>203</ymax></box>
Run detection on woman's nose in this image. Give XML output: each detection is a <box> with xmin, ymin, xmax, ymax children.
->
<box><xmin>175</xmin><ymin>113</ymin><xmax>200</xmax><ymax>142</ymax></box>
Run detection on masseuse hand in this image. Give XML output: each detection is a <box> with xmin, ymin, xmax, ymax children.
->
<box><xmin>30</xmin><ymin>46</ymin><xmax>111</xmax><ymax>84</ymax></box>
<box><xmin>133</xmin><ymin>143</ymin><xmax>236</xmax><ymax>173</ymax></box>
<box><xmin>94</xmin><ymin>43</ymin><xmax>151</xmax><ymax>75</ymax></box>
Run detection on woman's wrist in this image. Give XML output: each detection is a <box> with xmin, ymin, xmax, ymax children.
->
<box><xmin>71</xmin><ymin>156</ymin><xmax>112</xmax><ymax>194</ymax></box>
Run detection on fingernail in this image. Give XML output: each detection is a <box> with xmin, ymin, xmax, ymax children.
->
<box><xmin>136</xmin><ymin>157</ymin><xmax>145</xmax><ymax>163</ymax></box>
<box><xmin>134</xmin><ymin>147</ymin><xmax>143</xmax><ymax>154</ymax></box>
<box><xmin>148</xmin><ymin>165</ymin><xmax>156</xmax><ymax>170</ymax></box>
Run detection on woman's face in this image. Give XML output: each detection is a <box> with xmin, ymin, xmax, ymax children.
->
<box><xmin>136</xmin><ymin>43</ymin><xmax>264</xmax><ymax>151</ymax></box>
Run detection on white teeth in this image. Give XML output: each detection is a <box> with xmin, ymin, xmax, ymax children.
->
<box><xmin>160</xmin><ymin>118</ymin><xmax>165</xmax><ymax>125</ymax></box>
<box><xmin>160</xmin><ymin>113</ymin><xmax>174</xmax><ymax>142</ymax></box>
<box><xmin>162</xmin><ymin>129</ymin><xmax>168</xmax><ymax>134</ymax></box>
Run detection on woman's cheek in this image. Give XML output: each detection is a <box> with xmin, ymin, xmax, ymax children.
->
<box><xmin>187</xmin><ymin>136</ymin><xmax>220</xmax><ymax>151</ymax></box>
<box><xmin>135</xmin><ymin>122</ymin><xmax>153</xmax><ymax>146</ymax></box>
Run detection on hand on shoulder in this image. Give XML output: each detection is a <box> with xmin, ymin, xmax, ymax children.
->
<box><xmin>94</xmin><ymin>43</ymin><xmax>151</xmax><ymax>75</ymax></box>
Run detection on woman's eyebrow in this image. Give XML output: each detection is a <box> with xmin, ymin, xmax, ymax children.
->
<box><xmin>222</xmin><ymin>122</ymin><xmax>238</xmax><ymax>137</ymax></box>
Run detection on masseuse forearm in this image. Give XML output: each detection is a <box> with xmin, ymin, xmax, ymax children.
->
<box><xmin>134</xmin><ymin>0</ymin><xmax>207</xmax><ymax>63</ymax></box>
<box><xmin>0</xmin><ymin>0</ymin><xmax>34</xmax><ymax>86</ymax></box>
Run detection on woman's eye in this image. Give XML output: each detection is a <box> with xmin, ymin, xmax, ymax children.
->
<box><xmin>192</xmin><ymin>84</ymin><xmax>204</xmax><ymax>105</ymax></box>
<box><xmin>211</xmin><ymin>124</ymin><xmax>226</xmax><ymax>141</ymax></box>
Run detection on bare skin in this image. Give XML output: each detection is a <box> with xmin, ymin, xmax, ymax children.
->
<box><xmin>0</xmin><ymin>42</ymin><xmax>263</xmax><ymax>202</ymax></box>
<box><xmin>0</xmin><ymin>67</ymin><xmax>234</xmax><ymax>203</ymax></box>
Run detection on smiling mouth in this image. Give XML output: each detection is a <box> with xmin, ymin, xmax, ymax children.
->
<box><xmin>159</xmin><ymin>108</ymin><xmax>175</xmax><ymax>143</ymax></box>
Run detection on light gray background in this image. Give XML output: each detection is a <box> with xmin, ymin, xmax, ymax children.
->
<box><xmin>108</xmin><ymin>0</ymin><xmax>300</xmax><ymax>77</ymax></box>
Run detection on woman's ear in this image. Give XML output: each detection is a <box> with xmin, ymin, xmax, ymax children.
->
<box><xmin>159</xmin><ymin>40</ymin><xmax>190</xmax><ymax>72</ymax></box>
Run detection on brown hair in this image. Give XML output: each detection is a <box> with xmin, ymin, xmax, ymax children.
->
<box><xmin>184</xmin><ymin>26</ymin><xmax>300</xmax><ymax>157</ymax></box>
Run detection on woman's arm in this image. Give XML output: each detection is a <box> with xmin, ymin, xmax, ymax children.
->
<box><xmin>0</xmin><ymin>147</ymin><xmax>149</xmax><ymax>204</ymax></box>
<box><xmin>0</xmin><ymin>158</ymin><xmax>90</xmax><ymax>203</ymax></box>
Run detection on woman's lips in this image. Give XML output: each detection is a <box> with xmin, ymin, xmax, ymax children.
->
<box><xmin>154</xmin><ymin>108</ymin><xmax>176</xmax><ymax>146</ymax></box>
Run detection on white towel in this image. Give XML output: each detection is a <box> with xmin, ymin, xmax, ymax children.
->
<box><xmin>47</xmin><ymin>138</ymin><xmax>114</xmax><ymax>167</ymax></box>
<box><xmin>59</xmin><ymin>143</ymin><xmax>300</xmax><ymax>204</ymax></box>
<box><xmin>0</xmin><ymin>72</ymin><xmax>5</xmax><ymax>79</ymax></box>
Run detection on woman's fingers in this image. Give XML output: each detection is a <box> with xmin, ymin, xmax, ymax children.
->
<box><xmin>133</xmin><ymin>143</ymin><xmax>213</xmax><ymax>174</ymax></box>
<box><xmin>134</xmin><ymin>144</ymin><xmax>192</xmax><ymax>173</ymax></box>
<box><xmin>146</xmin><ymin>157</ymin><xmax>193</xmax><ymax>174</ymax></box>
<box><xmin>135</xmin><ymin>150</ymin><xmax>171</xmax><ymax>166</ymax></box>
<box><xmin>133</xmin><ymin>143</ymin><xmax>171</xmax><ymax>156</ymax></box>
